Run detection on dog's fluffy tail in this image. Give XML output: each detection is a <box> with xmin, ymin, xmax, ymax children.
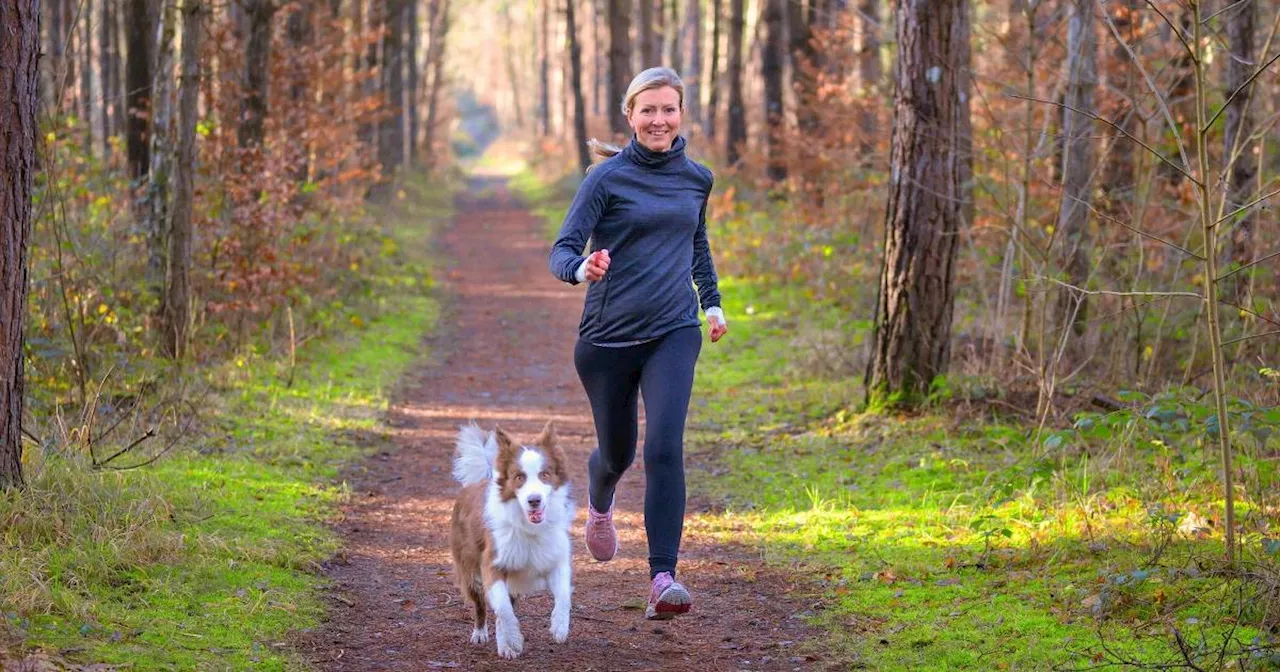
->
<box><xmin>452</xmin><ymin>422</ymin><xmax>498</xmax><ymax>486</ymax></box>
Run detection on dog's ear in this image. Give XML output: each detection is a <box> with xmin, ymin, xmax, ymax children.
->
<box><xmin>494</xmin><ymin>426</ymin><xmax>519</xmax><ymax>474</ymax></box>
<box><xmin>538</xmin><ymin>420</ymin><xmax>569</xmax><ymax>485</ymax></box>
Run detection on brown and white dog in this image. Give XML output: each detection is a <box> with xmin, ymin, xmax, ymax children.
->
<box><xmin>449</xmin><ymin>421</ymin><xmax>574</xmax><ymax>659</ymax></box>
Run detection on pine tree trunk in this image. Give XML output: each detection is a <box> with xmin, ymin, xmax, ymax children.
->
<box><xmin>683</xmin><ymin>0</ymin><xmax>701</xmax><ymax>131</ymax></box>
<box><xmin>669</xmin><ymin>0</ymin><xmax>681</xmax><ymax>75</ymax></box>
<box><xmin>639</xmin><ymin>0</ymin><xmax>656</xmax><ymax>67</ymax></box>
<box><xmin>706</xmin><ymin>0</ymin><xmax>721</xmax><ymax>139</ymax></box>
<box><xmin>539</xmin><ymin>0</ymin><xmax>551</xmax><ymax>134</ymax></box>
<box><xmin>126</xmin><ymin>0</ymin><xmax>155</xmax><ymax>181</ymax></box>
<box><xmin>857</xmin><ymin>0</ymin><xmax>879</xmax><ymax>156</ymax></box>
<box><xmin>287</xmin><ymin>0</ymin><xmax>314</xmax><ymax>183</ymax></box>
<box><xmin>45</xmin><ymin>0</ymin><xmax>61</xmax><ymax>112</ymax></box>
<box><xmin>762</xmin><ymin>0</ymin><xmax>785</xmax><ymax>180</ymax></box>
<box><xmin>865</xmin><ymin>0</ymin><xmax>971</xmax><ymax>407</ymax></box>
<box><xmin>145</xmin><ymin>0</ymin><xmax>177</xmax><ymax>312</ymax></box>
<box><xmin>100</xmin><ymin>0</ymin><xmax>115</xmax><ymax>157</ymax></box>
<box><xmin>499</xmin><ymin>2</ymin><xmax>525</xmax><ymax>128</ymax></box>
<box><xmin>592</xmin><ymin>0</ymin><xmax>603</xmax><ymax>117</ymax></box>
<box><xmin>725</xmin><ymin>0</ymin><xmax>745</xmax><ymax>165</ymax></box>
<box><xmin>238</xmin><ymin>0</ymin><xmax>273</xmax><ymax>150</ymax></box>
<box><xmin>164</xmin><ymin>0</ymin><xmax>203</xmax><ymax>359</ymax></box>
<box><xmin>608</xmin><ymin>0</ymin><xmax>632</xmax><ymax>134</ymax></box>
<box><xmin>406</xmin><ymin>0</ymin><xmax>419</xmax><ymax>165</ymax></box>
<box><xmin>1224</xmin><ymin>0</ymin><xmax>1255</xmax><ymax>304</ymax></box>
<box><xmin>379</xmin><ymin>0</ymin><xmax>405</xmax><ymax>176</ymax></box>
<box><xmin>1055</xmin><ymin>0</ymin><xmax>1094</xmax><ymax>336</ymax></box>
<box><xmin>423</xmin><ymin>0</ymin><xmax>450</xmax><ymax>170</ymax></box>
<box><xmin>62</xmin><ymin>0</ymin><xmax>76</xmax><ymax>113</ymax></box>
<box><xmin>81</xmin><ymin>0</ymin><xmax>94</xmax><ymax>153</ymax></box>
<box><xmin>568</xmin><ymin>0</ymin><xmax>591</xmax><ymax>173</ymax></box>
<box><xmin>1</xmin><ymin>0</ymin><xmax>39</xmax><ymax>491</ymax></box>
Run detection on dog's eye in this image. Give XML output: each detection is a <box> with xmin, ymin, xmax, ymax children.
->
<box><xmin>514</xmin><ymin>473</ymin><xmax>526</xmax><ymax>484</ymax></box>
<box><xmin>539</xmin><ymin>470</ymin><xmax>552</xmax><ymax>482</ymax></box>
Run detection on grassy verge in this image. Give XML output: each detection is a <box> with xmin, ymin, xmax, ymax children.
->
<box><xmin>686</xmin><ymin>279</ymin><xmax>1280</xmax><ymax>670</ymax></box>
<box><xmin>1</xmin><ymin>174</ymin><xmax>451</xmax><ymax>669</ymax></box>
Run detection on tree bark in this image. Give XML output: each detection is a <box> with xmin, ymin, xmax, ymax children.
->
<box><xmin>592</xmin><ymin>0</ymin><xmax>603</xmax><ymax>117</ymax></box>
<box><xmin>567</xmin><ymin>0</ymin><xmax>591</xmax><ymax>173</ymax></box>
<box><xmin>145</xmin><ymin>0</ymin><xmax>177</xmax><ymax>311</ymax></box>
<box><xmin>1</xmin><ymin>0</ymin><xmax>38</xmax><ymax>491</ymax></box>
<box><xmin>865</xmin><ymin>0</ymin><xmax>971</xmax><ymax>407</ymax></box>
<box><xmin>287</xmin><ymin>0</ymin><xmax>314</xmax><ymax>183</ymax></box>
<box><xmin>608</xmin><ymin>0</ymin><xmax>632</xmax><ymax>134</ymax></box>
<box><xmin>499</xmin><ymin>2</ymin><xmax>525</xmax><ymax>128</ymax></box>
<box><xmin>669</xmin><ymin>0</ymin><xmax>681</xmax><ymax>74</ymax></box>
<box><xmin>163</xmin><ymin>0</ymin><xmax>203</xmax><ymax>359</ymax></box>
<box><xmin>379</xmin><ymin>0</ymin><xmax>406</xmax><ymax>176</ymax></box>
<box><xmin>406</xmin><ymin>0</ymin><xmax>419</xmax><ymax>165</ymax></box>
<box><xmin>1224</xmin><ymin>0</ymin><xmax>1255</xmax><ymax>304</ymax></box>
<box><xmin>725</xmin><ymin>0</ymin><xmax>745</xmax><ymax>165</ymax></box>
<box><xmin>857</xmin><ymin>0</ymin><xmax>879</xmax><ymax>155</ymax></box>
<box><xmin>81</xmin><ymin>0</ymin><xmax>94</xmax><ymax>152</ymax></box>
<box><xmin>423</xmin><ymin>0</ymin><xmax>450</xmax><ymax>170</ymax></box>
<box><xmin>1055</xmin><ymin>0</ymin><xmax>1094</xmax><ymax>336</ymax></box>
<box><xmin>639</xmin><ymin>0</ymin><xmax>656</xmax><ymax>67</ymax></box>
<box><xmin>238</xmin><ymin>0</ymin><xmax>273</xmax><ymax>150</ymax></box>
<box><xmin>707</xmin><ymin>0</ymin><xmax>721</xmax><ymax>139</ymax></box>
<box><xmin>539</xmin><ymin>0</ymin><xmax>551</xmax><ymax>134</ymax></box>
<box><xmin>762</xmin><ymin>0</ymin><xmax>785</xmax><ymax>180</ymax></box>
<box><xmin>126</xmin><ymin>0</ymin><xmax>156</xmax><ymax>181</ymax></box>
<box><xmin>62</xmin><ymin>0</ymin><xmax>76</xmax><ymax>113</ymax></box>
<box><xmin>683</xmin><ymin>0</ymin><xmax>701</xmax><ymax>131</ymax></box>
<box><xmin>100</xmin><ymin>0</ymin><xmax>115</xmax><ymax>157</ymax></box>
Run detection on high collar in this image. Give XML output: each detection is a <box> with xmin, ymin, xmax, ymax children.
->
<box><xmin>624</xmin><ymin>134</ymin><xmax>686</xmax><ymax>169</ymax></box>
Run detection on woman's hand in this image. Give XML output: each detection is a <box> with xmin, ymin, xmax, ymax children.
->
<box><xmin>708</xmin><ymin>315</ymin><xmax>727</xmax><ymax>343</ymax></box>
<box><xmin>585</xmin><ymin>249</ymin><xmax>611</xmax><ymax>282</ymax></box>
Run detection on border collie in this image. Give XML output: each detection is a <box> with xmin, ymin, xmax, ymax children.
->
<box><xmin>449</xmin><ymin>421</ymin><xmax>574</xmax><ymax>659</ymax></box>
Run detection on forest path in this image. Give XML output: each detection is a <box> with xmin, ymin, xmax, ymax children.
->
<box><xmin>294</xmin><ymin>176</ymin><xmax>819</xmax><ymax>671</ymax></box>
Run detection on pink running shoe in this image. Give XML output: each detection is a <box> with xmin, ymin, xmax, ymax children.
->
<box><xmin>584</xmin><ymin>500</ymin><xmax>618</xmax><ymax>561</ymax></box>
<box><xmin>646</xmin><ymin>572</ymin><xmax>692</xmax><ymax>620</ymax></box>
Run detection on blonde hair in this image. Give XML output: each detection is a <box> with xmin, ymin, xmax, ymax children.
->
<box><xmin>587</xmin><ymin>67</ymin><xmax>686</xmax><ymax>168</ymax></box>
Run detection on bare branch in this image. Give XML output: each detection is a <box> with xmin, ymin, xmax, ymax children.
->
<box><xmin>1201</xmin><ymin>0</ymin><xmax>1250</xmax><ymax>25</ymax></box>
<box><xmin>1065</xmin><ymin>194</ymin><xmax>1204</xmax><ymax>260</ymax></box>
<box><xmin>1217</xmin><ymin>299</ymin><xmax>1280</xmax><ymax>328</ymax></box>
<box><xmin>1008</xmin><ymin>94</ymin><xmax>1197</xmax><ymax>184</ymax></box>
<box><xmin>1217</xmin><ymin>248</ymin><xmax>1280</xmax><ymax>281</ymax></box>
<box><xmin>95</xmin><ymin>428</ymin><xmax>157</xmax><ymax>468</ymax></box>
<box><xmin>1202</xmin><ymin>48</ymin><xmax>1280</xmax><ymax>133</ymax></box>
<box><xmin>1214</xmin><ymin>185</ymin><xmax>1280</xmax><ymax>226</ymax></box>
<box><xmin>1221</xmin><ymin>329</ymin><xmax>1280</xmax><ymax>346</ymax></box>
<box><xmin>1046</xmin><ymin>278</ymin><xmax>1203</xmax><ymax>300</ymax></box>
<box><xmin>1145</xmin><ymin>0</ymin><xmax>1194</xmax><ymax>58</ymax></box>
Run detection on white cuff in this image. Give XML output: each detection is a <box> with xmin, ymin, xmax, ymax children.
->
<box><xmin>705</xmin><ymin>306</ymin><xmax>725</xmax><ymax>324</ymax></box>
<box><xmin>574</xmin><ymin>258</ymin><xmax>588</xmax><ymax>283</ymax></box>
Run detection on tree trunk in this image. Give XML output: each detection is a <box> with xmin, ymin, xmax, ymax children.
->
<box><xmin>1055</xmin><ymin>0</ymin><xmax>1094</xmax><ymax>336</ymax></box>
<box><xmin>865</xmin><ymin>0</ymin><xmax>971</xmax><ymax>407</ymax></box>
<box><xmin>499</xmin><ymin>2</ymin><xmax>525</xmax><ymax>128</ymax></box>
<box><xmin>707</xmin><ymin>0</ymin><xmax>721</xmax><ymax>139</ymax></box>
<box><xmin>1224</xmin><ymin>0</ymin><xmax>1255</xmax><ymax>304</ymax></box>
<box><xmin>725</xmin><ymin>0</ymin><xmax>745</xmax><ymax>165</ymax></box>
<box><xmin>683</xmin><ymin>0</ymin><xmax>701</xmax><ymax>131</ymax></box>
<box><xmin>163</xmin><ymin>0</ymin><xmax>203</xmax><ymax>359</ymax></box>
<box><xmin>593</xmin><ymin>0</ymin><xmax>603</xmax><ymax>117</ymax></box>
<box><xmin>286</xmin><ymin>0</ymin><xmax>314</xmax><ymax>183</ymax></box>
<box><xmin>62</xmin><ymin>0</ymin><xmax>76</xmax><ymax>113</ymax></box>
<box><xmin>669</xmin><ymin>0</ymin><xmax>681</xmax><ymax>74</ymax></box>
<box><xmin>857</xmin><ymin>0</ymin><xmax>879</xmax><ymax>156</ymax></box>
<box><xmin>423</xmin><ymin>0</ymin><xmax>450</xmax><ymax>170</ymax></box>
<box><xmin>567</xmin><ymin>0</ymin><xmax>591</xmax><ymax>173</ymax></box>
<box><xmin>379</xmin><ymin>0</ymin><xmax>406</xmax><ymax>176</ymax></box>
<box><xmin>790</xmin><ymin>0</ymin><xmax>816</xmax><ymax>134</ymax></box>
<box><xmin>238</xmin><ymin>0</ymin><xmax>273</xmax><ymax>150</ymax></box>
<box><xmin>81</xmin><ymin>0</ymin><xmax>94</xmax><ymax>152</ymax></box>
<box><xmin>406</xmin><ymin>0</ymin><xmax>419</xmax><ymax>165</ymax></box>
<box><xmin>639</xmin><ymin>0</ymin><xmax>656</xmax><ymax>67</ymax></box>
<box><xmin>126</xmin><ymin>0</ymin><xmax>156</xmax><ymax>181</ymax></box>
<box><xmin>45</xmin><ymin>0</ymin><xmax>61</xmax><ymax>111</ymax></box>
<box><xmin>762</xmin><ymin>0</ymin><xmax>785</xmax><ymax>180</ymax></box>
<box><xmin>1</xmin><ymin>0</ymin><xmax>39</xmax><ymax>491</ymax></box>
<box><xmin>539</xmin><ymin>0</ymin><xmax>551</xmax><ymax>134</ymax></box>
<box><xmin>100</xmin><ymin>0</ymin><xmax>115</xmax><ymax>157</ymax></box>
<box><xmin>608</xmin><ymin>0</ymin><xmax>632</xmax><ymax>134</ymax></box>
<box><xmin>145</xmin><ymin>0</ymin><xmax>177</xmax><ymax>311</ymax></box>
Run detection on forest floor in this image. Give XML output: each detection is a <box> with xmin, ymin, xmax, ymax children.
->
<box><xmin>292</xmin><ymin>173</ymin><xmax>830</xmax><ymax>671</ymax></box>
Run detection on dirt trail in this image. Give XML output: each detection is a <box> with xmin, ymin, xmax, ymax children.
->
<box><xmin>295</xmin><ymin>178</ymin><xmax>819</xmax><ymax>671</ymax></box>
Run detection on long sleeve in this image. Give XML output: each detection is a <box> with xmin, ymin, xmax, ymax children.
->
<box><xmin>691</xmin><ymin>188</ymin><xmax>722</xmax><ymax>311</ymax></box>
<box><xmin>549</xmin><ymin>168</ymin><xmax>610</xmax><ymax>285</ymax></box>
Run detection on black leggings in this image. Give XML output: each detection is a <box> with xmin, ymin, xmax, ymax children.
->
<box><xmin>574</xmin><ymin>325</ymin><xmax>702</xmax><ymax>579</ymax></box>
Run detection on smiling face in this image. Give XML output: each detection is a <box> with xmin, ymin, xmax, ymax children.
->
<box><xmin>494</xmin><ymin>423</ymin><xmax>567</xmax><ymax>526</ymax></box>
<box><xmin>627</xmin><ymin>86</ymin><xmax>683</xmax><ymax>152</ymax></box>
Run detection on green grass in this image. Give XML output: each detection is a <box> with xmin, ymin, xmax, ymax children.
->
<box><xmin>687</xmin><ymin>279</ymin><xmax>1280</xmax><ymax>671</ymax></box>
<box><xmin>1</xmin><ymin>174</ymin><xmax>451</xmax><ymax>669</ymax></box>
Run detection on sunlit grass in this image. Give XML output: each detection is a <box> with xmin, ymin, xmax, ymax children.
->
<box><xmin>1</xmin><ymin>174</ymin><xmax>451</xmax><ymax>669</ymax></box>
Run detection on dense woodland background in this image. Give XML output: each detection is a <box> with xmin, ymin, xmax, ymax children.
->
<box><xmin>1</xmin><ymin>0</ymin><xmax>1279</xmax><ymax>666</ymax></box>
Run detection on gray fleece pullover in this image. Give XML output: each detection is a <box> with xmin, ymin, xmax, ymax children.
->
<box><xmin>549</xmin><ymin>135</ymin><xmax>722</xmax><ymax>345</ymax></box>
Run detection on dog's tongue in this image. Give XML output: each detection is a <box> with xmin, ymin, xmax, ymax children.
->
<box><xmin>528</xmin><ymin>509</ymin><xmax>544</xmax><ymax>524</ymax></box>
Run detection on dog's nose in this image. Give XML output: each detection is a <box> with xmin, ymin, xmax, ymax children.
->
<box><xmin>527</xmin><ymin>494</ymin><xmax>542</xmax><ymax>509</ymax></box>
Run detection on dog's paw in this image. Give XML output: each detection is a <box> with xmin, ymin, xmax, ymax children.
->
<box><xmin>469</xmin><ymin>626</ymin><xmax>489</xmax><ymax>644</ymax></box>
<box><xmin>495</xmin><ymin>624</ymin><xmax>524</xmax><ymax>659</ymax></box>
<box><xmin>550</xmin><ymin>610</ymin><xmax>570</xmax><ymax>643</ymax></box>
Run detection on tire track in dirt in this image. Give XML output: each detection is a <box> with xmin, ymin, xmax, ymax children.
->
<box><xmin>295</xmin><ymin>177</ymin><xmax>820</xmax><ymax>671</ymax></box>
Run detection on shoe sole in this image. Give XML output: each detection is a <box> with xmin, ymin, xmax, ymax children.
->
<box><xmin>645</xmin><ymin>583</ymin><xmax>692</xmax><ymax>620</ymax></box>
